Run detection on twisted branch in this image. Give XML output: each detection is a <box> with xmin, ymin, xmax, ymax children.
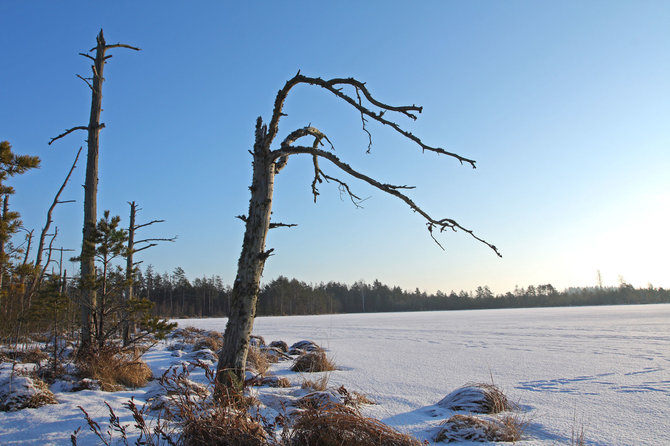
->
<box><xmin>267</xmin><ymin>73</ymin><xmax>476</xmax><ymax>167</ymax></box>
<box><xmin>276</xmin><ymin>143</ymin><xmax>501</xmax><ymax>257</ymax></box>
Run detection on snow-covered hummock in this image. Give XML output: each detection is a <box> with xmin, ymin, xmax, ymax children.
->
<box><xmin>0</xmin><ymin>303</ymin><xmax>668</xmax><ymax>445</ymax></box>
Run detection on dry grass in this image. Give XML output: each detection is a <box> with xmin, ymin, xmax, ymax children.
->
<box><xmin>571</xmin><ymin>421</ymin><xmax>586</xmax><ymax>445</ymax></box>
<box><xmin>173</xmin><ymin>327</ymin><xmax>223</xmax><ymax>352</ymax></box>
<box><xmin>435</xmin><ymin>414</ymin><xmax>527</xmax><ymax>443</ymax></box>
<box><xmin>3</xmin><ymin>348</ymin><xmax>50</xmax><ymax>364</ymax></box>
<box><xmin>247</xmin><ymin>346</ymin><xmax>270</xmax><ymax>375</ymax></box>
<box><xmin>269</xmin><ymin>340</ymin><xmax>288</xmax><ymax>352</ymax></box>
<box><xmin>337</xmin><ymin>385</ymin><xmax>376</xmax><ymax>407</ymax></box>
<box><xmin>78</xmin><ymin>348</ymin><xmax>153</xmax><ymax>391</ymax></box>
<box><xmin>438</xmin><ymin>382</ymin><xmax>514</xmax><ymax>414</ymax></box>
<box><xmin>181</xmin><ymin>410</ymin><xmax>268</xmax><ymax>446</ymax></box>
<box><xmin>193</xmin><ymin>334</ymin><xmax>223</xmax><ymax>352</ymax></box>
<box><xmin>156</xmin><ymin>361</ymin><xmax>270</xmax><ymax>445</ymax></box>
<box><xmin>290</xmin><ymin>403</ymin><xmax>422</xmax><ymax>446</ymax></box>
<box><xmin>21</xmin><ymin>378</ymin><xmax>59</xmax><ymax>409</ymax></box>
<box><xmin>301</xmin><ymin>373</ymin><xmax>330</xmax><ymax>391</ymax></box>
<box><xmin>291</xmin><ymin>351</ymin><xmax>336</xmax><ymax>373</ymax></box>
<box><xmin>0</xmin><ymin>375</ymin><xmax>58</xmax><ymax>411</ymax></box>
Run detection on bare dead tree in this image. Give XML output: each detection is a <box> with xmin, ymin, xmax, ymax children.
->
<box><xmin>122</xmin><ymin>201</ymin><xmax>176</xmax><ymax>346</ymax></box>
<box><xmin>49</xmin><ymin>30</ymin><xmax>139</xmax><ymax>352</ymax></box>
<box><xmin>216</xmin><ymin>73</ymin><xmax>501</xmax><ymax>389</ymax></box>
<box><xmin>24</xmin><ymin>147</ymin><xmax>81</xmax><ymax>306</ymax></box>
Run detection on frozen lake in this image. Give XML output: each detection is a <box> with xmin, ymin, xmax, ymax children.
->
<box><xmin>179</xmin><ymin>304</ymin><xmax>670</xmax><ymax>445</ymax></box>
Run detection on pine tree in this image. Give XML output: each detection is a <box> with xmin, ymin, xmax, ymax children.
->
<box><xmin>0</xmin><ymin>141</ymin><xmax>40</xmax><ymax>323</ymax></box>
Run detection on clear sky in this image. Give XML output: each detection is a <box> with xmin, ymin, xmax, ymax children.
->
<box><xmin>1</xmin><ymin>1</ymin><xmax>668</xmax><ymax>294</ymax></box>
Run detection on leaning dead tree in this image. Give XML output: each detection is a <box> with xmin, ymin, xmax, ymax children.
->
<box><xmin>216</xmin><ymin>73</ymin><xmax>501</xmax><ymax>389</ymax></box>
<box><xmin>49</xmin><ymin>30</ymin><xmax>139</xmax><ymax>352</ymax></box>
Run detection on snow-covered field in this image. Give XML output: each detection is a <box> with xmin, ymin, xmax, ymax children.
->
<box><xmin>2</xmin><ymin>304</ymin><xmax>669</xmax><ymax>445</ymax></box>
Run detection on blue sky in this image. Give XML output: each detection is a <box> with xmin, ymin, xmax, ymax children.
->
<box><xmin>1</xmin><ymin>1</ymin><xmax>668</xmax><ymax>293</ymax></box>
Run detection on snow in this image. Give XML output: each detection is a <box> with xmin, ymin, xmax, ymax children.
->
<box><xmin>1</xmin><ymin>304</ymin><xmax>669</xmax><ymax>445</ymax></box>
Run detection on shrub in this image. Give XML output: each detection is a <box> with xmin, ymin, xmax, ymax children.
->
<box><xmin>291</xmin><ymin>351</ymin><xmax>335</xmax><ymax>373</ymax></box>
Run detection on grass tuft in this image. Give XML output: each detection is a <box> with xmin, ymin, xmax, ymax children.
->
<box><xmin>301</xmin><ymin>373</ymin><xmax>330</xmax><ymax>391</ymax></box>
<box><xmin>435</xmin><ymin>413</ymin><xmax>527</xmax><ymax>443</ymax></box>
<box><xmin>247</xmin><ymin>346</ymin><xmax>270</xmax><ymax>375</ymax></box>
<box><xmin>291</xmin><ymin>351</ymin><xmax>336</xmax><ymax>373</ymax></box>
<box><xmin>438</xmin><ymin>382</ymin><xmax>514</xmax><ymax>414</ymax></box>
<box><xmin>290</xmin><ymin>403</ymin><xmax>422</xmax><ymax>446</ymax></box>
<box><xmin>77</xmin><ymin>348</ymin><xmax>153</xmax><ymax>391</ymax></box>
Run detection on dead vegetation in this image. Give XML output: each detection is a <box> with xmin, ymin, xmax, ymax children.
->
<box><xmin>77</xmin><ymin>347</ymin><xmax>153</xmax><ymax>391</ymax></box>
<box><xmin>291</xmin><ymin>403</ymin><xmax>422</xmax><ymax>446</ymax></box>
<box><xmin>435</xmin><ymin>413</ymin><xmax>526</xmax><ymax>443</ymax></box>
<box><xmin>300</xmin><ymin>373</ymin><xmax>330</xmax><ymax>391</ymax></box>
<box><xmin>0</xmin><ymin>374</ymin><xmax>58</xmax><ymax>411</ymax></box>
<box><xmin>247</xmin><ymin>346</ymin><xmax>271</xmax><ymax>375</ymax></box>
<box><xmin>438</xmin><ymin>382</ymin><xmax>514</xmax><ymax>414</ymax></box>
<box><xmin>291</xmin><ymin>350</ymin><xmax>336</xmax><ymax>373</ymax></box>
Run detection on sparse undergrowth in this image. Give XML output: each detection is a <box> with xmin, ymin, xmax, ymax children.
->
<box><xmin>1</xmin><ymin>329</ymin><xmax>531</xmax><ymax>445</ymax></box>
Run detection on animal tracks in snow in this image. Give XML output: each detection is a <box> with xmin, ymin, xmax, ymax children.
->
<box><xmin>516</xmin><ymin>369</ymin><xmax>669</xmax><ymax>396</ymax></box>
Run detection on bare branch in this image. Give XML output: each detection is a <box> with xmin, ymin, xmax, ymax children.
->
<box><xmin>133</xmin><ymin>244</ymin><xmax>157</xmax><ymax>253</ymax></box>
<box><xmin>48</xmin><ymin>126</ymin><xmax>87</xmax><ymax>145</ymax></box>
<box><xmin>277</xmin><ymin>145</ymin><xmax>501</xmax><ymax>256</ymax></box>
<box><xmin>268</xmin><ymin>74</ymin><xmax>477</xmax><ymax>168</ymax></box>
<box><xmin>76</xmin><ymin>74</ymin><xmax>94</xmax><ymax>91</ymax></box>
<box><xmin>103</xmin><ymin>43</ymin><xmax>141</xmax><ymax>52</ymax></box>
<box><xmin>33</xmin><ymin>147</ymin><xmax>82</xmax><ymax>277</ymax></box>
<box><xmin>311</xmin><ymin>154</ymin><xmax>321</xmax><ymax>202</ymax></box>
<box><xmin>78</xmin><ymin>52</ymin><xmax>95</xmax><ymax>62</ymax></box>
<box><xmin>355</xmin><ymin>86</ymin><xmax>373</xmax><ymax>153</ymax></box>
<box><xmin>238</xmin><ymin>214</ymin><xmax>294</xmax><ymax>229</ymax></box>
<box><xmin>269</xmin><ymin>222</ymin><xmax>298</xmax><ymax>229</ymax></box>
<box><xmin>274</xmin><ymin>155</ymin><xmax>289</xmax><ymax>173</ymax></box>
<box><xmin>134</xmin><ymin>237</ymin><xmax>177</xmax><ymax>244</ymax></box>
<box><xmin>133</xmin><ymin>219</ymin><xmax>165</xmax><ymax>230</ymax></box>
<box><xmin>319</xmin><ymin>171</ymin><xmax>366</xmax><ymax>208</ymax></box>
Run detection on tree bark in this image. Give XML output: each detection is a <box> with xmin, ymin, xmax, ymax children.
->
<box><xmin>217</xmin><ymin>118</ymin><xmax>275</xmax><ymax>388</ymax></box>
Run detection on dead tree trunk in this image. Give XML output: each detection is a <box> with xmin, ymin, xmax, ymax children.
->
<box><xmin>218</xmin><ymin>119</ymin><xmax>276</xmax><ymax>387</ymax></box>
<box><xmin>122</xmin><ymin>202</ymin><xmax>175</xmax><ymax>346</ymax></box>
<box><xmin>0</xmin><ymin>195</ymin><xmax>7</xmax><ymax>298</ymax></box>
<box><xmin>79</xmin><ymin>31</ymin><xmax>106</xmax><ymax>352</ymax></box>
<box><xmin>123</xmin><ymin>201</ymin><xmax>137</xmax><ymax>346</ymax></box>
<box><xmin>49</xmin><ymin>29</ymin><xmax>139</xmax><ymax>353</ymax></box>
<box><xmin>216</xmin><ymin>73</ymin><xmax>501</xmax><ymax>391</ymax></box>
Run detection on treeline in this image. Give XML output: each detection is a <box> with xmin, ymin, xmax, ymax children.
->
<box><xmin>131</xmin><ymin>270</ymin><xmax>670</xmax><ymax>318</ymax></box>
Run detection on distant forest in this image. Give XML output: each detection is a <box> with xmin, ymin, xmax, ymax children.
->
<box><xmin>135</xmin><ymin>267</ymin><xmax>670</xmax><ymax>318</ymax></box>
